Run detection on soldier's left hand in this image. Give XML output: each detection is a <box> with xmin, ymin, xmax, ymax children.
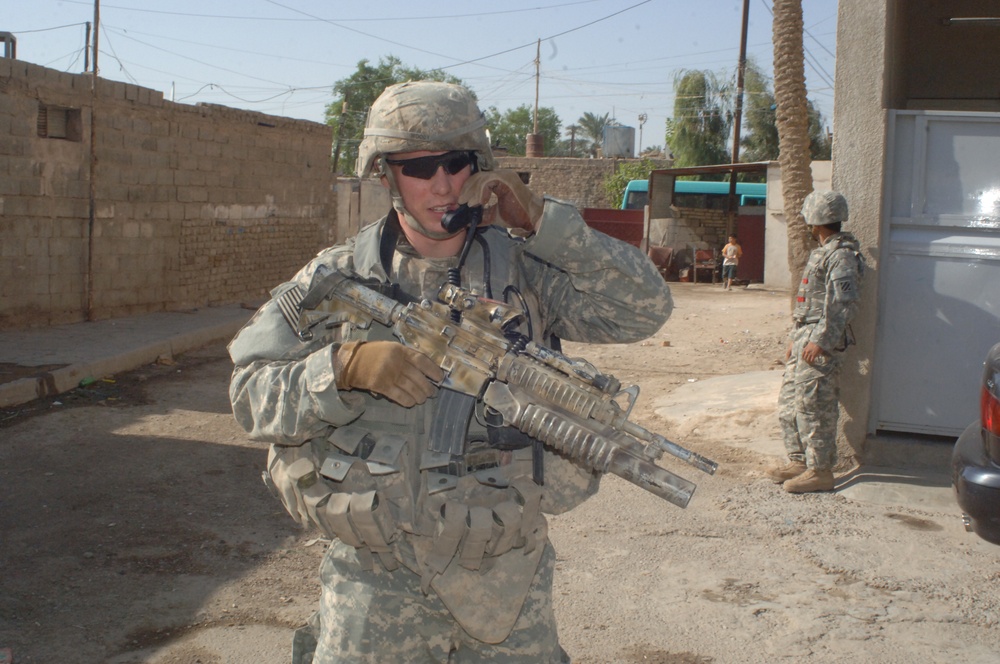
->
<box><xmin>802</xmin><ymin>342</ymin><xmax>827</xmax><ymax>365</ymax></box>
<box><xmin>458</xmin><ymin>170</ymin><xmax>544</xmax><ymax>233</ymax></box>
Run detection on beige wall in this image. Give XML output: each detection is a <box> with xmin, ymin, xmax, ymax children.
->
<box><xmin>834</xmin><ymin>0</ymin><xmax>891</xmax><ymax>462</ymax></box>
<box><xmin>763</xmin><ymin>161</ymin><xmax>832</xmax><ymax>289</ymax></box>
<box><xmin>0</xmin><ymin>58</ymin><xmax>336</xmax><ymax>330</ymax></box>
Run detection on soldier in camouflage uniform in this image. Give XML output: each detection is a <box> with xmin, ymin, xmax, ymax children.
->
<box><xmin>768</xmin><ymin>190</ymin><xmax>865</xmax><ymax>493</ymax></box>
<box><xmin>228</xmin><ymin>81</ymin><xmax>673</xmax><ymax>663</ymax></box>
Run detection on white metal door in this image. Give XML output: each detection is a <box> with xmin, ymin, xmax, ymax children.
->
<box><xmin>874</xmin><ymin>111</ymin><xmax>1000</xmax><ymax>436</ymax></box>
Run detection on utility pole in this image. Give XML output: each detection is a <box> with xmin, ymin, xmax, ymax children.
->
<box><xmin>638</xmin><ymin>113</ymin><xmax>647</xmax><ymax>156</ymax></box>
<box><xmin>731</xmin><ymin>0</ymin><xmax>749</xmax><ymax>166</ymax></box>
<box><xmin>91</xmin><ymin>0</ymin><xmax>100</xmax><ymax>80</ymax></box>
<box><xmin>727</xmin><ymin>0</ymin><xmax>750</xmax><ymax>237</ymax></box>
<box><xmin>332</xmin><ymin>90</ymin><xmax>350</xmax><ymax>174</ymax></box>
<box><xmin>84</xmin><ymin>22</ymin><xmax>91</xmax><ymax>72</ymax></box>
<box><xmin>86</xmin><ymin>0</ymin><xmax>100</xmax><ymax>320</ymax></box>
<box><xmin>532</xmin><ymin>38</ymin><xmax>540</xmax><ymax>135</ymax></box>
<box><xmin>526</xmin><ymin>39</ymin><xmax>543</xmax><ymax>157</ymax></box>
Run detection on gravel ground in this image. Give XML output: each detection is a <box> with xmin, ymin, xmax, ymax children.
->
<box><xmin>1</xmin><ymin>282</ymin><xmax>996</xmax><ymax>663</ymax></box>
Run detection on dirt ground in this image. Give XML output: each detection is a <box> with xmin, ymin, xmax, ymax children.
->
<box><xmin>1</xmin><ymin>282</ymin><xmax>997</xmax><ymax>664</ymax></box>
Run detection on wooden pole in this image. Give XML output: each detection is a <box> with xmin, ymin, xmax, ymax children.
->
<box><xmin>727</xmin><ymin>0</ymin><xmax>750</xmax><ymax>237</ymax></box>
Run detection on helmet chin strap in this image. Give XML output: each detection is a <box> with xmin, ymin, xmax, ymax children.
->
<box><xmin>383</xmin><ymin>164</ymin><xmax>463</xmax><ymax>241</ymax></box>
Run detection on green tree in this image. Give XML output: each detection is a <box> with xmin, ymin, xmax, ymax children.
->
<box><xmin>740</xmin><ymin>60</ymin><xmax>780</xmax><ymax>162</ymax></box>
<box><xmin>741</xmin><ymin>58</ymin><xmax>831</xmax><ymax>163</ymax></box>
<box><xmin>577</xmin><ymin>112</ymin><xmax>610</xmax><ymax>157</ymax></box>
<box><xmin>806</xmin><ymin>101</ymin><xmax>832</xmax><ymax>160</ymax></box>
<box><xmin>666</xmin><ymin>69</ymin><xmax>732</xmax><ymax>170</ymax></box>
<box><xmin>325</xmin><ymin>56</ymin><xmax>463</xmax><ymax>175</ymax></box>
<box><xmin>603</xmin><ymin>158</ymin><xmax>658</xmax><ymax>209</ymax></box>
<box><xmin>484</xmin><ymin>105</ymin><xmax>562</xmax><ymax>156</ymax></box>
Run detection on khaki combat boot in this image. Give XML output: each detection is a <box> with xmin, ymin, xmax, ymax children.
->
<box><xmin>765</xmin><ymin>461</ymin><xmax>807</xmax><ymax>484</ymax></box>
<box><xmin>783</xmin><ymin>469</ymin><xmax>835</xmax><ymax>493</ymax></box>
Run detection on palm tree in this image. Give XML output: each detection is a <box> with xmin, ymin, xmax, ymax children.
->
<box><xmin>565</xmin><ymin>124</ymin><xmax>584</xmax><ymax>157</ymax></box>
<box><xmin>667</xmin><ymin>69</ymin><xmax>733</xmax><ymax>169</ymax></box>
<box><xmin>772</xmin><ymin>0</ymin><xmax>814</xmax><ymax>296</ymax></box>
<box><xmin>577</xmin><ymin>112</ymin><xmax>610</xmax><ymax>157</ymax></box>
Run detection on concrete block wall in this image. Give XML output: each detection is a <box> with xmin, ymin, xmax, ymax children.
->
<box><xmin>498</xmin><ymin>156</ymin><xmax>672</xmax><ymax>209</ymax></box>
<box><xmin>673</xmin><ymin>207</ymin><xmax>728</xmax><ymax>248</ymax></box>
<box><xmin>647</xmin><ymin>208</ymin><xmax>728</xmax><ymax>253</ymax></box>
<box><xmin>0</xmin><ymin>58</ymin><xmax>336</xmax><ymax>330</ymax></box>
<box><xmin>0</xmin><ymin>60</ymin><xmax>93</xmax><ymax>328</ymax></box>
<box><xmin>335</xmin><ymin>177</ymin><xmax>392</xmax><ymax>244</ymax></box>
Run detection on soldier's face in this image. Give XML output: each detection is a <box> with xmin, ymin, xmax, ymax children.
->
<box><xmin>384</xmin><ymin>150</ymin><xmax>473</xmax><ymax>236</ymax></box>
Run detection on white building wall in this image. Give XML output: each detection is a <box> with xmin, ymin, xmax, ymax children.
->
<box><xmin>762</xmin><ymin>160</ymin><xmax>832</xmax><ymax>289</ymax></box>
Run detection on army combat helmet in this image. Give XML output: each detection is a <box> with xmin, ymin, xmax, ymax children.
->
<box><xmin>356</xmin><ymin>81</ymin><xmax>495</xmax><ymax>239</ymax></box>
<box><xmin>356</xmin><ymin>81</ymin><xmax>495</xmax><ymax>178</ymax></box>
<box><xmin>802</xmin><ymin>190</ymin><xmax>849</xmax><ymax>226</ymax></box>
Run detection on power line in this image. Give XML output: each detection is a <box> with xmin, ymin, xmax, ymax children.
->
<box><xmin>105</xmin><ymin>26</ymin><xmax>313</xmax><ymax>88</ymax></box>
<box><xmin>756</xmin><ymin>0</ymin><xmax>836</xmax><ymax>89</ymax></box>
<box><xmin>100</xmin><ymin>24</ymin><xmax>356</xmax><ymax>70</ymax></box>
<box><xmin>437</xmin><ymin>0</ymin><xmax>654</xmax><ymax>70</ymax></box>
<box><xmin>56</xmin><ymin>0</ymin><xmax>610</xmax><ymax>23</ymax></box>
<box><xmin>8</xmin><ymin>22</ymin><xmax>89</xmax><ymax>34</ymax></box>
<box><xmin>99</xmin><ymin>24</ymin><xmax>139</xmax><ymax>85</ymax></box>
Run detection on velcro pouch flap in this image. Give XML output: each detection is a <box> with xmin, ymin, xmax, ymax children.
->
<box><xmin>328</xmin><ymin>426</ymin><xmax>372</xmax><ymax>455</ymax></box>
<box><xmin>319</xmin><ymin>452</ymin><xmax>360</xmax><ymax>483</ymax></box>
<box><xmin>420</xmin><ymin>449</ymin><xmax>452</xmax><ymax>471</ymax></box>
<box><xmin>365</xmin><ymin>434</ymin><xmax>406</xmax><ymax>475</ymax></box>
<box><xmin>425</xmin><ymin>471</ymin><xmax>458</xmax><ymax>495</ymax></box>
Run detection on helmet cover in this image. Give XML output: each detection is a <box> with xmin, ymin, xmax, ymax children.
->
<box><xmin>356</xmin><ymin>81</ymin><xmax>495</xmax><ymax>177</ymax></box>
<box><xmin>802</xmin><ymin>190</ymin><xmax>849</xmax><ymax>226</ymax></box>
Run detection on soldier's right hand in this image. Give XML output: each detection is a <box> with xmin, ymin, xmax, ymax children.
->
<box><xmin>458</xmin><ymin>170</ymin><xmax>544</xmax><ymax>233</ymax></box>
<box><xmin>335</xmin><ymin>341</ymin><xmax>444</xmax><ymax>407</ymax></box>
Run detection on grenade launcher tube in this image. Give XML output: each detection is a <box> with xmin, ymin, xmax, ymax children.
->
<box><xmin>482</xmin><ymin>381</ymin><xmax>696</xmax><ymax>508</ymax></box>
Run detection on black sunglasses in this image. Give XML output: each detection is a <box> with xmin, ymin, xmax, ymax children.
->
<box><xmin>384</xmin><ymin>151</ymin><xmax>476</xmax><ymax>180</ymax></box>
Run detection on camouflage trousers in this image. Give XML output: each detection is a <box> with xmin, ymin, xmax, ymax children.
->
<box><xmin>297</xmin><ymin>539</ymin><xmax>569</xmax><ymax>663</ymax></box>
<box><xmin>777</xmin><ymin>325</ymin><xmax>843</xmax><ymax>470</ymax></box>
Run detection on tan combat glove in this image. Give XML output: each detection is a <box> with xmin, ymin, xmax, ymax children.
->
<box><xmin>335</xmin><ymin>340</ymin><xmax>444</xmax><ymax>408</ymax></box>
<box><xmin>458</xmin><ymin>169</ymin><xmax>544</xmax><ymax>233</ymax></box>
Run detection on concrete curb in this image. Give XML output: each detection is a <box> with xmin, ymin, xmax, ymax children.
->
<box><xmin>0</xmin><ymin>317</ymin><xmax>248</xmax><ymax>409</ymax></box>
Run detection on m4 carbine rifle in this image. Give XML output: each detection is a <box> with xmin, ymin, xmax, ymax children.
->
<box><xmin>295</xmin><ymin>270</ymin><xmax>717</xmax><ymax>509</ymax></box>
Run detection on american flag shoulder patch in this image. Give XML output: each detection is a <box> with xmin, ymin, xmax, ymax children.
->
<box><xmin>275</xmin><ymin>284</ymin><xmax>306</xmax><ymax>333</ymax></box>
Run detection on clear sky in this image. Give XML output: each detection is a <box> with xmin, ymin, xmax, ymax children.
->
<box><xmin>5</xmin><ymin>0</ymin><xmax>838</xmax><ymax>153</ymax></box>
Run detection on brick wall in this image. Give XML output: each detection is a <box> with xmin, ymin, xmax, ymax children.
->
<box><xmin>0</xmin><ymin>58</ymin><xmax>336</xmax><ymax>330</ymax></box>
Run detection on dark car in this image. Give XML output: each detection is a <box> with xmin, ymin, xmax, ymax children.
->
<box><xmin>951</xmin><ymin>341</ymin><xmax>1000</xmax><ymax>545</ymax></box>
